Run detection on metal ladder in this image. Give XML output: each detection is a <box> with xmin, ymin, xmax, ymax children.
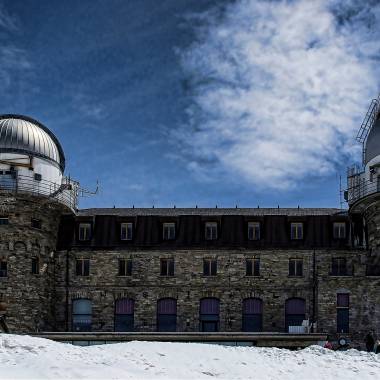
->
<box><xmin>356</xmin><ymin>94</ymin><xmax>380</xmax><ymax>164</ymax></box>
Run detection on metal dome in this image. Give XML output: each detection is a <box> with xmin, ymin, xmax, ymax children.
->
<box><xmin>0</xmin><ymin>114</ymin><xmax>65</xmax><ymax>171</ymax></box>
<box><xmin>364</xmin><ymin>114</ymin><xmax>380</xmax><ymax>165</ymax></box>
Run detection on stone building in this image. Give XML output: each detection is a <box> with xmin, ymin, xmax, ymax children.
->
<box><xmin>0</xmin><ymin>107</ymin><xmax>380</xmax><ymax>347</ymax></box>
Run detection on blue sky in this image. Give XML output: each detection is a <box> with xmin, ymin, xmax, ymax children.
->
<box><xmin>1</xmin><ymin>0</ymin><xmax>379</xmax><ymax>209</ymax></box>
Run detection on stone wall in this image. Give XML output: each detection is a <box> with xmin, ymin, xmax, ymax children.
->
<box><xmin>0</xmin><ymin>193</ymin><xmax>68</xmax><ymax>332</ymax></box>
<box><xmin>53</xmin><ymin>247</ymin><xmax>380</xmax><ymax>347</ymax></box>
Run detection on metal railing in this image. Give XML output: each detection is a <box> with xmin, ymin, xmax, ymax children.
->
<box><xmin>346</xmin><ymin>176</ymin><xmax>380</xmax><ymax>205</ymax></box>
<box><xmin>0</xmin><ymin>173</ymin><xmax>78</xmax><ymax>211</ymax></box>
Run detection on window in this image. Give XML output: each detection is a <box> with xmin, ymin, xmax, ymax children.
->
<box><xmin>0</xmin><ymin>217</ymin><xmax>9</xmax><ymax>225</ymax></box>
<box><xmin>31</xmin><ymin>218</ymin><xmax>42</xmax><ymax>229</ymax></box>
<box><xmin>290</xmin><ymin>222</ymin><xmax>303</xmax><ymax>240</ymax></box>
<box><xmin>72</xmin><ymin>299</ymin><xmax>92</xmax><ymax>332</ymax></box>
<box><xmin>289</xmin><ymin>258</ymin><xmax>303</xmax><ymax>277</ymax></box>
<box><xmin>157</xmin><ymin>298</ymin><xmax>177</xmax><ymax>332</ymax></box>
<box><xmin>34</xmin><ymin>173</ymin><xmax>42</xmax><ymax>181</ymax></box>
<box><xmin>333</xmin><ymin>222</ymin><xmax>346</xmax><ymax>239</ymax></box>
<box><xmin>248</xmin><ymin>222</ymin><xmax>260</xmax><ymax>240</ymax></box>
<box><xmin>246</xmin><ymin>258</ymin><xmax>260</xmax><ymax>276</ymax></box>
<box><xmin>331</xmin><ymin>258</ymin><xmax>347</xmax><ymax>276</ymax></box>
<box><xmin>0</xmin><ymin>260</ymin><xmax>7</xmax><ymax>278</ymax></box>
<box><xmin>242</xmin><ymin>298</ymin><xmax>263</xmax><ymax>332</ymax></box>
<box><xmin>118</xmin><ymin>259</ymin><xmax>132</xmax><ymax>276</ymax></box>
<box><xmin>160</xmin><ymin>258</ymin><xmax>174</xmax><ymax>276</ymax></box>
<box><xmin>163</xmin><ymin>223</ymin><xmax>176</xmax><ymax>240</ymax></box>
<box><xmin>78</xmin><ymin>223</ymin><xmax>91</xmax><ymax>241</ymax></box>
<box><xmin>200</xmin><ymin>298</ymin><xmax>220</xmax><ymax>332</ymax></box>
<box><xmin>76</xmin><ymin>259</ymin><xmax>90</xmax><ymax>276</ymax></box>
<box><xmin>115</xmin><ymin>298</ymin><xmax>134</xmax><ymax>332</ymax></box>
<box><xmin>31</xmin><ymin>257</ymin><xmax>39</xmax><ymax>275</ymax></box>
<box><xmin>285</xmin><ymin>298</ymin><xmax>306</xmax><ymax>332</ymax></box>
<box><xmin>120</xmin><ymin>223</ymin><xmax>133</xmax><ymax>240</ymax></box>
<box><xmin>205</xmin><ymin>222</ymin><xmax>218</xmax><ymax>240</ymax></box>
<box><xmin>337</xmin><ymin>293</ymin><xmax>349</xmax><ymax>333</ymax></box>
<box><xmin>203</xmin><ymin>259</ymin><xmax>217</xmax><ymax>276</ymax></box>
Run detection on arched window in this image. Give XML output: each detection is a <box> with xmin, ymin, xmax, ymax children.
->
<box><xmin>200</xmin><ymin>298</ymin><xmax>220</xmax><ymax>332</ymax></box>
<box><xmin>115</xmin><ymin>298</ymin><xmax>134</xmax><ymax>332</ymax></box>
<box><xmin>157</xmin><ymin>298</ymin><xmax>177</xmax><ymax>332</ymax></box>
<box><xmin>72</xmin><ymin>299</ymin><xmax>92</xmax><ymax>332</ymax></box>
<box><xmin>242</xmin><ymin>298</ymin><xmax>263</xmax><ymax>332</ymax></box>
<box><xmin>285</xmin><ymin>298</ymin><xmax>305</xmax><ymax>332</ymax></box>
<box><xmin>337</xmin><ymin>293</ymin><xmax>349</xmax><ymax>333</ymax></box>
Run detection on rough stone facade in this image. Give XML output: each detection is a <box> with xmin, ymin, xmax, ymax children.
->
<box><xmin>1</xmin><ymin>192</ymin><xmax>380</xmax><ymax>349</ymax></box>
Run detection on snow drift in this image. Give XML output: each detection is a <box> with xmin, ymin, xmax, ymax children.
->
<box><xmin>0</xmin><ymin>334</ymin><xmax>379</xmax><ymax>379</ymax></box>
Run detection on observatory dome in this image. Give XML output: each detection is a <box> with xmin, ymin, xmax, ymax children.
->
<box><xmin>0</xmin><ymin>115</ymin><xmax>65</xmax><ymax>171</ymax></box>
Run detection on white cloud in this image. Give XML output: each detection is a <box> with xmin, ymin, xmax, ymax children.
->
<box><xmin>176</xmin><ymin>0</ymin><xmax>380</xmax><ymax>190</ymax></box>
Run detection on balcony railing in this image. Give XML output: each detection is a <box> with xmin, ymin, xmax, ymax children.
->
<box><xmin>0</xmin><ymin>173</ymin><xmax>78</xmax><ymax>211</ymax></box>
<box><xmin>346</xmin><ymin>177</ymin><xmax>380</xmax><ymax>205</ymax></box>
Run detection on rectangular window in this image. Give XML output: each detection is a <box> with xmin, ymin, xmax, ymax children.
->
<box><xmin>160</xmin><ymin>258</ymin><xmax>174</xmax><ymax>276</ymax></box>
<box><xmin>205</xmin><ymin>222</ymin><xmax>218</xmax><ymax>240</ymax></box>
<box><xmin>31</xmin><ymin>218</ymin><xmax>42</xmax><ymax>229</ymax></box>
<box><xmin>31</xmin><ymin>257</ymin><xmax>39</xmax><ymax>275</ymax></box>
<box><xmin>333</xmin><ymin>222</ymin><xmax>346</xmax><ymax>239</ymax></box>
<box><xmin>203</xmin><ymin>259</ymin><xmax>217</xmax><ymax>276</ymax></box>
<box><xmin>337</xmin><ymin>293</ymin><xmax>349</xmax><ymax>333</ymax></box>
<box><xmin>76</xmin><ymin>259</ymin><xmax>90</xmax><ymax>276</ymax></box>
<box><xmin>290</xmin><ymin>222</ymin><xmax>303</xmax><ymax>240</ymax></box>
<box><xmin>0</xmin><ymin>261</ymin><xmax>7</xmax><ymax>277</ymax></box>
<box><xmin>120</xmin><ymin>223</ymin><xmax>133</xmax><ymax>241</ymax></box>
<box><xmin>248</xmin><ymin>222</ymin><xmax>260</xmax><ymax>240</ymax></box>
<box><xmin>331</xmin><ymin>258</ymin><xmax>347</xmax><ymax>276</ymax></box>
<box><xmin>289</xmin><ymin>258</ymin><xmax>303</xmax><ymax>276</ymax></box>
<box><xmin>163</xmin><ymin>223</ymin><xmax>176</xmax><ymax>240</ymax></box>
<box><xmin>34</xmin><ymin>173</ymin><xmax>42</xmax><ymax>181</ymax></box>
<box><xmin>246</xmin><ymin>258</ymin><xmax>260</xmax><ymax>276</ymax></box>
<box><xmin>78</xmin><ymin>223</ymin><xmax>91</xmax><ymax>241</ymax></box>
<box><xmin>0</xmin><ymin>217</ymin><xmax>9</xmax><ymax>225</ymax></box>
<box><xmin>118</xmin><ymin>259</ymin><xmax>132</xmax><ymax>276</ymax></box>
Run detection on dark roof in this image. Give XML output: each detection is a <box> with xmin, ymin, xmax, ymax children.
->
<box><xmin>78</xmin><ymin>208</ymin><xmax>347</xmax><ymax>217</ymax></box>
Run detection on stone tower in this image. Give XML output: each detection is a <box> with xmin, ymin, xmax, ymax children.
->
<box><xmin>347</xmin><ymin>96</ymin><xmax>380</xmax><ymax>274</ymax></box>
<box><xmin>0</xmin><ymin>115</ymin><xmax>78</xmax><ymax>332</ymax></box>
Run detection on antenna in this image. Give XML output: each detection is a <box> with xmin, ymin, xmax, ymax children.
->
<box><xmin>79</xmin><ymin>180</ymin><xmax>99</xmax><ymax>197</ymax></box>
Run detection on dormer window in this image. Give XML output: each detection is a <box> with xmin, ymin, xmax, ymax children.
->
<box><xmin>205</xmin><ymin>222</ymin><xmax>218</xmax><ymax>240</ymax></box>
<box><xmin>290</xmin><ymin>222</ymin><xmax>303</xmax><ymax>240</ymax></box>
<box><xmin>333</xmin><ymin>222</ymin><xmax>346</xmax><ymax>239</ymax></box>
<box><xmin>78</xmin><ymin>223</ymin><xmax>91</xmax><ymax>241</ymax></box>
<box><xmin>120</xmin><ymin>223</ymin><xmax>133</xmax><ymax>241</ymax></box>
<box><xmin>248</xmin><ymin>222</ymin><xmax>260</xmax><ymax>240</ymax></box>
<box><xmin>163</xmin><ymin>223</ymin><xmax>176</xmax><ymax>240</ymax></box>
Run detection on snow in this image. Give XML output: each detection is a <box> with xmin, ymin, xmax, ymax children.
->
<box><xmin>0</xmin><ymin>334</ymin><xmax>379</xmax><ymax>379</ymax></box>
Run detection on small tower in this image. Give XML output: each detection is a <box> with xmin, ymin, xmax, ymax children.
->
<box><xmin>347</xmin><ymin>96</ymin><xmax>380</xmax><ymax>274</ymax></box>
<box><xmin>0</xmin><ymin>114</ymin><xmax>78</xmax><ymax>332</ymax></box>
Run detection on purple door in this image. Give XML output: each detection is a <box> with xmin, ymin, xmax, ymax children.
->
<box><xmin>285</xmin><ymin>298</ymin><xmax>305</xmax><ymax>331</ymax></box>
<box><xmin>115</xmin><ymin>298</ymin><xmax>134</xmax><ymax>332</ymax></box>
<box><xmin>200</xmin><ymin>298</ymin><xmax>220</xmax><ymax>332</ymax></box>
<box><xmin>243</xmin><ymin>298</ymin><xmax>263</xmax><ymax>332</ymax></box>
<box><xmin>157</xmin><ymin>298</ymin><xmax>177</xmax><ymax>332</ymax></box>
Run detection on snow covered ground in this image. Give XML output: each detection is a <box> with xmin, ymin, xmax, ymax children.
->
<box><xmin>0</xmin><ymin>334</ymin><xmax>380</xmax><ymax>379</ymax></box>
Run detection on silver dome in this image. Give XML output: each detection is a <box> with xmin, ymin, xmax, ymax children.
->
<box><xmin>0</xmin><ymin>115</ymin><xmax>65</xmax><ymax>171</ymax></box>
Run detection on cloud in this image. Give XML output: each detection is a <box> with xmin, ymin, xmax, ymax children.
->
<box><xmin>0</xmin><ymin>5</ymin><xmax>31</xmax><ymax>92</ymax></box>
<box><xmin>176</xmin><ymin>0</ymin><xmax>380</xmax><ymax>190</ymax></box>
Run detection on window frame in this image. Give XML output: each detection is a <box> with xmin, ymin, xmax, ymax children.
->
<box><xmin>203</xmin><ymin>258</ymin><xmax>217</xmax><ymax>276</ymax></box>
<box><xmin>31</xmin><ymin>256</ymin><xmax>40</xmax><ymax>275</ymax></box>
<box><xmin>331</xmin><ymin>257</ymin><xmax>348</xmax><ymax>276</ymax></box>
<box><xmin>75</xmin><ymin>258</ymin><xmax>90</xmax><ymax>276</ymax></box>
<box><xmin>288</xmin><ymin>258</ymin><xmax>303</xmax><ymax>277</ymax></box>
<box><xmin>246</xmin><ymin>258</ymin><xmax>260</xmax><ymax>276</ymax></box>
<box><xmin>290</xmin><ymin>222</ymin><xmax>304</xmax><ymax>240</ymax></box>
<box><xmin>162</xmin><ymin>222</ymin><xmax>176</xmax><ymax>241</ymax></box>
<box><xmin>248</xmin><ymin>222</ymin><xmax>261</xmax><ymax>241</ymax></box>
<box><xmin>118</xmin><ymin>258</ymin><xmax>132</xmax><ymax>276</ymax></box>
<box><xmin>78</xmin><ymin>223</ymin><xmax>92</xmax><ymax>241</ymax></box>
<box><xmin>0</xmin><ymin>260</ymin><xmax>7</xmax><ymax>278</ymax></box>
<box><xmin>205</xmin><ymin>222</ymin><xmax>218</xmax><ymax>241</ymax></box>
<box><xmin>160</xmin><ymin>258</ymin><xmax>175</xmax><ymax>276</ymax></box>
<box><xmin>120</xmin><ymin>222</ymin><xmax>133</xmax><ymax>241</ymax></box>
<box><xmin>333</xmin><ymin>222</ymin><xmax>346</xmax><ymax>239</ymax></box>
